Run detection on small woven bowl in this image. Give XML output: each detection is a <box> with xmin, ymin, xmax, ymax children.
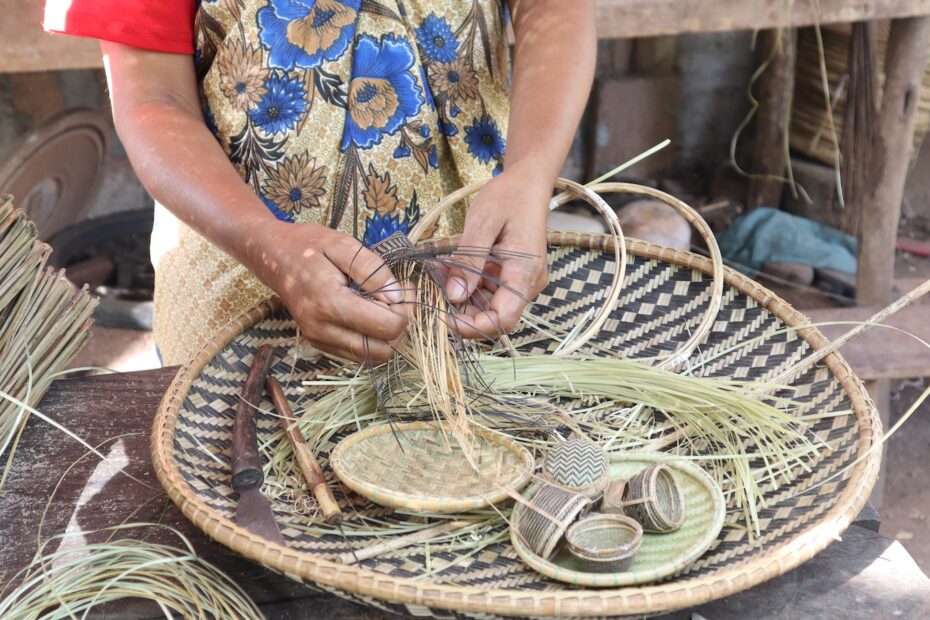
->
<box><xmin>541</xmin><ymin>439</ymin><xmax>610</xmax><ymax>498</ymax></box>
<box><xmin>565</xmin><ymin>513</ymin><xmax>643</xmax><ymax>573</ymax></box>
<box><xmin>599</xmin><ymin>478</ymin><xmax>628</xmax><ymax>515</ymax></box>
<box><xmin>623</xmin><ymin>464</ymin><xmax>686</xmax><ymax>533</ymax></box>
<box><xmin>515</xmin><ymin>482</ymin><xmax>592</xmax><ymax>559</ymax></box>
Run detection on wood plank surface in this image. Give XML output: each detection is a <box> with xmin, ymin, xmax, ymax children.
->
<box><xmin>0</xmin><ymin>367</ymin><xmax>379</xmax><ymax>618</ymax></box>
<box><xmin>806</xmin><ymin>301</ymin><xmax>930</xmax><ymax>380</ymax></box>
<box><xmin>1</xmin><ymin>0</ymin><xmax>103</xmax><ymax>73</ymax></box>
<box><xmin>594</xmin><ymin>0</ymin><xmax>930</xmax><ymax>39</ymax></box>
<box><xmin>7</xmin><ymin>1</ymin><xmax>930</xmax><ymax>72</ymax></box>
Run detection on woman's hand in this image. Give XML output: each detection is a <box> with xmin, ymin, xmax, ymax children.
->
<box><xmin>248</xmin><ymin>219</ymin><xmax>408</xmax><ymax>364</ymax></box>
<box><xmin>444</xmin><ymin>168</ymin><xmax>550</xmax><ymax>339</ymax></box>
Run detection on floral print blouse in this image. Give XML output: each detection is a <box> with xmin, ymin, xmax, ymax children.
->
<box><xmin>147</xmin><ymin>0</ymin><xmax>511</xmax><ymax>364</ymax></box>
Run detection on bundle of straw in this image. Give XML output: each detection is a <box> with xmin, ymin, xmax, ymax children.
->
<box><xmin>0</xmin><ymin>523</ymin><xmax>263</xmax><ymax>619</ymax></box>
<box><xmin>0</xmin><ymin>196</ymin><xmax>97</xmax><ymax>489</ymax></box>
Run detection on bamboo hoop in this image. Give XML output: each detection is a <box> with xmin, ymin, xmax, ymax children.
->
<box><xmin>408</xmin><ymin>177</ymin><xmax>627</xmax><ymax>357</ymax></box>
<box><xmin>557</xmin><ymin>182</ymin><xmax>725</xmax><ymax>371</ymax></box>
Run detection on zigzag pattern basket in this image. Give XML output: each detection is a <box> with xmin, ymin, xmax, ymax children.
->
<box><xmin>152</xmin><ymin>232</ymin><xmax>880</xmax><ymax>618</ymax></box>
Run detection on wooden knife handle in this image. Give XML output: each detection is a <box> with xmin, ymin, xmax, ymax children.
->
<box><xmin>231</xmin><ymin>344</ymin><xmax>276</xmax><ymax>491</ymax></box>
<box><xmin>266</xmin><ymin>376</ymin><xmax>344</xmax><ymax>525</ymax></box>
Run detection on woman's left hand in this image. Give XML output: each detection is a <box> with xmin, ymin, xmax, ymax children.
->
<box><xmin>444</xmin><ymin>169</ymin><xmax>551</xmax><ymax>339</ymax></box>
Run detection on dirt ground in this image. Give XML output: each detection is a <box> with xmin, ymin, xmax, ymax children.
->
<box><xmin>884</xmin><ymin>378</ymin><xmax>930</xmax><ymax>573</ymax></box>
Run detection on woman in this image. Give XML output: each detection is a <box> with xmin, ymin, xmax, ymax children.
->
<box><xmin>45</xmin><ymin>0</ymin><xmax>596</xmax><ymax>365</ymax></box>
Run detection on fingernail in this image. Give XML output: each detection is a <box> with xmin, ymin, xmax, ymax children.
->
<box><xmin>385</xmin><ymin>279</ymin><xmax>404</xmax><ymax>304</ymax></box>
<box><xmin>447</xmin><ymin>277</ymin><xmax>467</xmax><ymax>303</ymax></box>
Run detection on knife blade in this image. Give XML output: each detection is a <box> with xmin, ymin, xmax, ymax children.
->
<box><xmin>231</xmin><ymin>344</ymin><xmax>286</xmax><ymax>546</ymax></box>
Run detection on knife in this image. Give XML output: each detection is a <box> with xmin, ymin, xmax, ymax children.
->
<box><xmin>231</xmin><ymin>344</ymin><xmax>286</xmax><ymax>546</ymax></box>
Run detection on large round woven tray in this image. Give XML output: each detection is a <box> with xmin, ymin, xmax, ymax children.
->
<box><xmin>152</xmin><ymin>232</ymin><xmax>881</xmax><ymax>618</ymax></box>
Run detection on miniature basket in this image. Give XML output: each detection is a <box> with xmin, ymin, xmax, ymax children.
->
<box><xmin>622</xmin><ymin>464</ymin><xmax>686</xmax><ymax>533</ymax></box>
<box><xmin>565</xmin><ymin>514</ymin><xmax>643</xmax><ymax>573</ymax></box>
<box><xmin>329</xmin><ymin>421</ymin><xmax>533</xmax><ymax>513</ymax></box>
<box><xmin>152</xmin><ymin>182</ymin><xmax>881</xmax><ymax>618</ymax></box>
<box><xmin>541</xmin><ymin>438</ymin><xmax>610</xmax><ymax>498</ymax></box>
<box><xmin>513</xmin><ymin>482</ymin><xmax>592</xmax><ymax>559</ymax></box>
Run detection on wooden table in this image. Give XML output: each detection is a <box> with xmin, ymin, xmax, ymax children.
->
<box><xmin>1</xmin><ymin>368</ymin><xmax>928</xmax><ymax>618</ymax></box>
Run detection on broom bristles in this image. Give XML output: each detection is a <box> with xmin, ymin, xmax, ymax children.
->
<box><xmin>0</xmin><ymin>196</ymin><xmax>97</xmax><ymax>491</ymax></box>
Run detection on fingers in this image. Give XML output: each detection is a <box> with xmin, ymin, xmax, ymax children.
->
<box><xmin>326</xmin><ymin>237</ymin><xmax>404</xmax><ymax>304</ymax></box>
<box><xmin>452</xmin><ymin>259</ymin><xmax>546</xmax><ymax>340</ymax></box>
<box><xmin>305</xmin><ymin>323</ymin><xmax>397</xmax><ymax>365</ymax></box>
<box><xmin>444</xmin><ymin>217</ymin><xmax>498</xmax><ymax>305</ymax></box>
<box><xmin>325</xmin><ymin>289</ymin><xmax>408</xmax><ymax>342</ymax></box>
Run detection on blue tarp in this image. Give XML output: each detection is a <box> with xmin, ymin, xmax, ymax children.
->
<box><xmin>717</xmin><ymin>208</ymin><xmax>857</xmax><ymax>275</ymax></box>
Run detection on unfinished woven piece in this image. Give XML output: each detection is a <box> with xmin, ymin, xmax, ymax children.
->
<box><xmin>513</xmin><ymin>482</ymin><xmax>592</xmax><ymax>559</ymax></box>
<box><xmin>510</xmin><ymin>455</ymin><xmax>724</xmax><ymax>587</ymax></box>
<box><xmin>152</xmin><ymin>232</ymin><xmax>881</xmax><ymax>618</ymax></box>
<box><xmin>330</xmin><ymin>421</ymin><xmax>533</xmax><ymax>513</ymax></box>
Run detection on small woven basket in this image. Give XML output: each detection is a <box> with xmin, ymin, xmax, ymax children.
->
<box><xmin>541</xmin><ymin>439</ymin><xmax>610</xmax><ymax>498</ymax></box>
<box><xmin>514</xmin><ymin>483</ymin><xmax>592</xmax><ymax>560</ymax></box>
<box><xmin>565</xmin><ymin>513</ymin><xmax>643</xmax><ymax>573</ymax></box>
<box><xmin>622</xmin><ymin>464</ymin><xmax>686</xmax><ymax>533</ymax></box>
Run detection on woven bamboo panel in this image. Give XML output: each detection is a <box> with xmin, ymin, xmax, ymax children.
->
<box><xmin>152</xmin><ymin>234</ymin><xmax>880</xmax><ymax>618</ymax></box>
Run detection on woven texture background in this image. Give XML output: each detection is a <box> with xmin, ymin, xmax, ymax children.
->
<box><xmin>153</xmin><ymin>238</ymin><xmax>880</xmax><ymax>618</ymax></box>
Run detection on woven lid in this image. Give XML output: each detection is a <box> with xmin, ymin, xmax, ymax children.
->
<box><xmin>542</xmin><ymin>439</ymin><xmax>609</xmax><ymax>492</ymax></box>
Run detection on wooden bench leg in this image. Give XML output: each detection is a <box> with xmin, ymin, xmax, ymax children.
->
<box><xmin>857</xmin><ymin>16</ymin><xmax>930</xmax><ymax>508</ymax></box>
<box><xmin>747</xmin><ymin>28</ymin><xmax>797</xmax><ymax>210</ymax></box>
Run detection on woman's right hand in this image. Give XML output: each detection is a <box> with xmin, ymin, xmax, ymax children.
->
<box><xmin>247</xmin><ymin>219</ymin><xmax>408</xmax><ymax>364</ymax></box>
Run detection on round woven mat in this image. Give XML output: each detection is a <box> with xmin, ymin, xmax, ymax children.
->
<box><xmin>330</xmin><ymin>421</ymin><xmax>533</xmax><ymax>513</ymax></box>
<box><xmin>511</xmin><ymin>454</ymin><xmax>725</xmax><ymax>587</ymax></box>
<box><xmin>152</xmin><ymin>233</ymin><xmax>881</xmax><ymax>618</ymax></box>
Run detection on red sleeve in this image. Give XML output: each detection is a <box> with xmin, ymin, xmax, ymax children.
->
<box><xmin>43</xmin><ymin>0</ymin><xmax>197</xmax><ymax>55</ymax></box>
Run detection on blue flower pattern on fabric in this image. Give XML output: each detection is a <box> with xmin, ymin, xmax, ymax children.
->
<box><xmin>250</xmin><ymin>72</ymin><xmax>307</xmax><ymax>135</ymax></box>
<box><xmin>258</xmin><ymin>0</ymin><xmax>361</xmax><ymax>70</ymax></box>
<box><xmin>415</xmin><ymin>14</ymin><xmax>458</xmax><ymax>63</ymax></box>
<box><xmin>464</xmin><ymin>115</ymin><xmax>505</xmax><ymax>164</ymax></box>
<box><xmin>363</xmin><ymin>210</ymin><xmax>410</xmax><ymax>247</ymax></box>
<box><xmin>341</xmin><ymin>34</ymin><xmax>425</xmax><ymax>150</ymax></box>
<box><xmin>261</xmin><ymin>194</ymin><xmax>295</xmax><ymax>222</ymax></box>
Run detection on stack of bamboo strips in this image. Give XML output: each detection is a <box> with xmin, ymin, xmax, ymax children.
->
<box><xmin>792</xmin><ymin>22</ymin><xmax>930</xmax><ymax>166</ymax></box>
<box><xmin>0</xmin><ymin>195</ymin><xmax>96</xmax><ymax>486</ymax></box>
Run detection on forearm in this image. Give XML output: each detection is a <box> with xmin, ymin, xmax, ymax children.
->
<box><xmin>505</xmin><ymin>0</ymin><xmax>597</xmax><ymax>189</ymax></box>
<box><xmin>102</xmin><ymin>43</ymin><xmax>277</xmax><ymax>272</ymax></box>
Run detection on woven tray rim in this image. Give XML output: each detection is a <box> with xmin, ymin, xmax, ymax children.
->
<box><xmin>330</xmin><ymin>420</ymin><xmax>535</xmax><ymax>513</ymax></box>
<box><xmin>151</xmin><ymin>232</ymin><xmax>882</xmax><ymax>617</ymax></box>
<box><xmin>510</xmin><ymin>455</ymin><xmax>726</xmax><ymax>587</ymax></box>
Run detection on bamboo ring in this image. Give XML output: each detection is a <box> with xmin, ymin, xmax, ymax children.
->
<box><xmin>408</xmin><ymin>177</ymin><xmax>627</xmax><ymax>356</ymax></box>
<box><xmin>553</xmin><ymin>182</ymin><xmax>725</xmax><ymax>370</ymax></box>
